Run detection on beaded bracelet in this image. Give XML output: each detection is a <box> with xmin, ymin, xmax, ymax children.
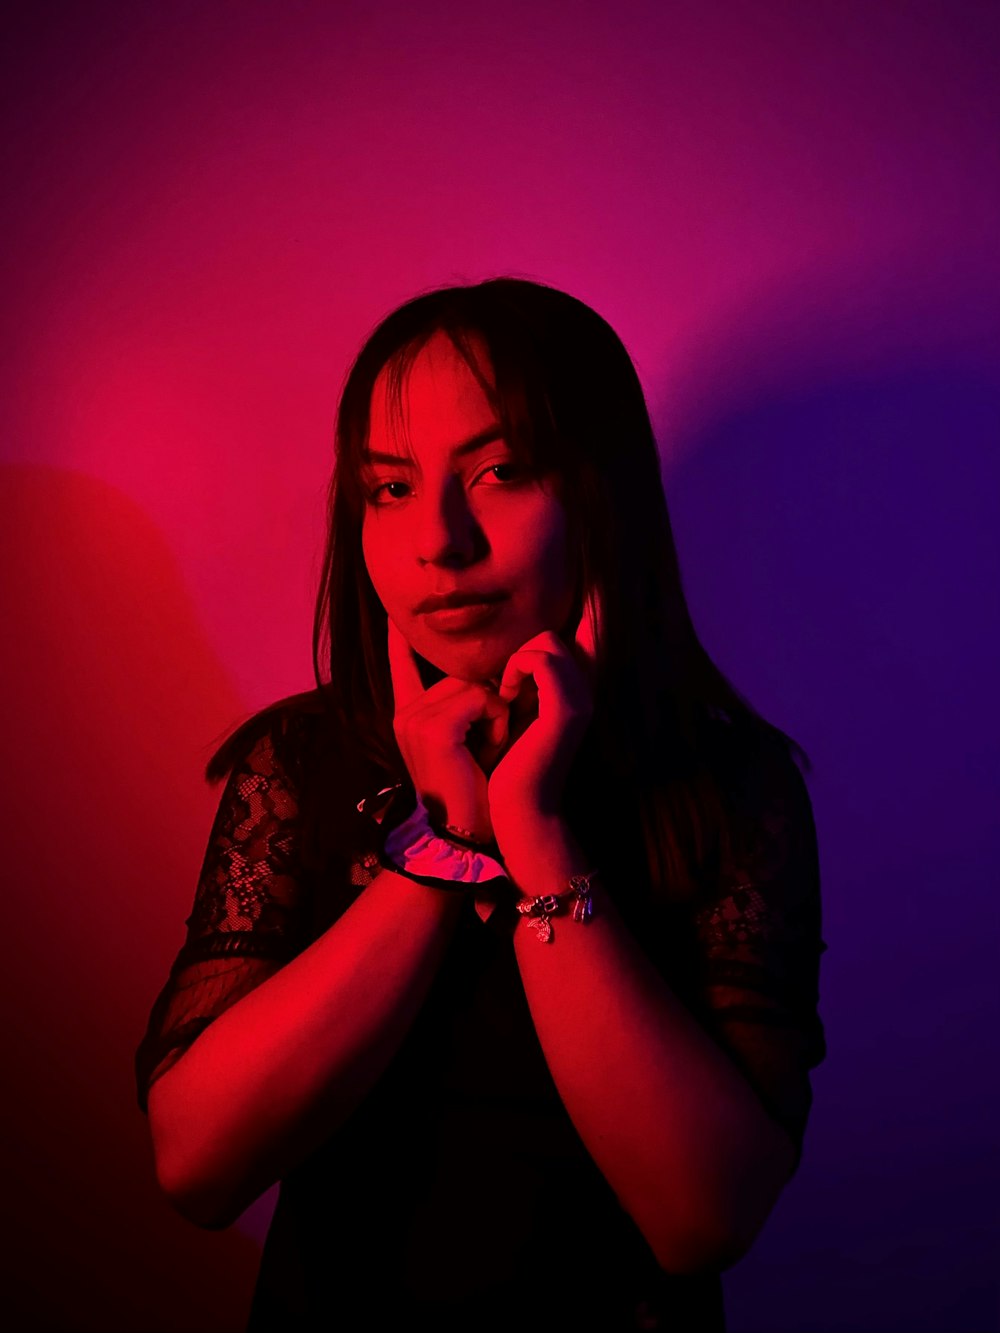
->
<box><xmin>515</xmin><ymin>871</ymin><xmax>599</xmax><ymax>943</ymax></box>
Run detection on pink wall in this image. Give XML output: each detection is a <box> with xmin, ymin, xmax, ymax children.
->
<box><xmin>3</xmin><ymin>2</ymin><xmax>996</xmax><ymax>1329</ymax></box>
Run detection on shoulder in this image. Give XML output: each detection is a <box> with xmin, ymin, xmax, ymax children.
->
<box><xmin>703</xmin><ymin>715</ymin><xmax>810</xmax><ymax>806</ymax></box>
<box><xmin>701</xmin><ymin>718</ymin><xmax>816</xmax><ymax>865</ymax></box>
<box><xmin>722</xmin><ymin>739</ymin><xmax>819</xmax><ymax>923</ymax></box>
<box><xmin>205</xmin><ymin>688</ymin><xmax>334</xmax><ymax>788</ymax></box>
<box><xmin>740</xmin><ymin>729</ymin><xmax>813</xmax><ymax>838</ymax></box>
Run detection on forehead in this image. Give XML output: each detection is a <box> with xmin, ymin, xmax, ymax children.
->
<box><xmin>368</xmin><ymin>331</ymin><xmax>497</xmax><ymax>452</ymax></box>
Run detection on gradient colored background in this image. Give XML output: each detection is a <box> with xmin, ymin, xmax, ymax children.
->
<box><xmin>2</xmin><ymin>2</ymin><xmax>997</xmax><ymax>1330</ymax></box>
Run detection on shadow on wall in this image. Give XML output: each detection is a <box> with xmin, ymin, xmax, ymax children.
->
<box><xmin>0</xmin><ymin>464</ymin><xmax>262</xmax><ymax>1331</ymax></box>
<box><xmin>661</xmin><ymin>343</ymin><xmax>998</xmax><ymax>1333</ymax></box>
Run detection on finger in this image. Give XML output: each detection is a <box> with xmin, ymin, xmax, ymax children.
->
<box><xmin>387</xmin><ymin>617</ymin><xmax>426</xmax><ymax>713</ymax></box>
<box><xmin>574</xmin><ymin>584</ymin><xmax>600</xmax><ymax>672</ymax></box>
<box><xmin>497</xmin><ymin>632</ymin><xmax>562</xmax><ymax>705</ymax></box>
<box><xmin>498</xmin><ymin>649</ymin><xmax>546</xmax><ymax>706</ymax></box>
<box><xmin>472</xmin><ymin>690</ymin><xmax>510</xmax><ymax>759</ymax></box>
<box><xmin>481</xmin><ymin>689</ymin><xmax>510</xmax><ymax>746</ymax></box>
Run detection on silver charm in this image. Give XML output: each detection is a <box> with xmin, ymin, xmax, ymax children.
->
<box><xmin>528</xmin><ymin>914</ymin><xmax>553</xmax><ymax>943</ymax></box>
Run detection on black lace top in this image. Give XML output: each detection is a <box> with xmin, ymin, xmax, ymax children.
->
<box><xmin>135</xmin><ymin>700</ymin><xmax>827</xmax><ymax>1332</ymax></box>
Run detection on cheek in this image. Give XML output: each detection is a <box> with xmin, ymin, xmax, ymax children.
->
<box><xmin>361</xmin><ymin>522</ymin><xmax>394</xmax><ymax>605</ymax></box>
<box><xmin>509</xmin><ymin>507</ymin><xmax>573</xmax><ymax>593</ymax></box>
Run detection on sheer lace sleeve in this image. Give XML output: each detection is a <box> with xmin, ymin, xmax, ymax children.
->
<box><xmin>134</xmin><ymin>717</ymin><xmax>308</xmax><ymax>1114</ymax></box>
<box><xmin>689</xmin><ymin>739</ymin><xmax>828</xmax><ymax>1174</ymax></box>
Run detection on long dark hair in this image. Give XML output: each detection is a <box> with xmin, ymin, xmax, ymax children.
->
<box><xmin>206</xmin><ymin>276</ymin><xmax>811</xmax><ymax>931</ymax></box>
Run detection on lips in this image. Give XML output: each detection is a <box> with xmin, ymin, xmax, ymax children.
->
<box><xmin>415</xmin><ymin>589</ymin><xmax>508</xmax><ymax>614</ymax></box>
<box><xmin>421</xmin><ymin>599</ymin><xmax>507</xmax><ymax>634</ymax></box>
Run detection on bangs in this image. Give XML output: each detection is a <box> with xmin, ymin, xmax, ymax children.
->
<box><xmin>353</xmin><ymin>320</ymin><xmax>567</xmax><ymax>500</ymax></box>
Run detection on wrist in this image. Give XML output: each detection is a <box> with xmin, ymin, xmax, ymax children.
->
<box><xmin>513</xmin><ymin>867</ymin><xmax>601</xmax><ymax>943</ymax></box>
<box><xmin>438</xmin><ymin>822</ymin><xmax>498</xmax><ymax>853</ymax></box>
<box><xmin>381</xmin><ymin>796</ymin><xmax>509</xmax><ymax>891</ymax></box>
<box><xmin>502</xmin><ymin>817</ymin><xmax>589</xmax><ymax>899</ymax></box>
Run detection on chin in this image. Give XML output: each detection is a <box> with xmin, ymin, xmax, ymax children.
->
<box><xmin>415</xmin><ymin>637</ymin><xmax>510</xmax><ymax>687</ymax></box>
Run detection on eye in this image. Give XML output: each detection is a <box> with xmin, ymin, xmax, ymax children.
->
<box><xmin>366</xmin><ymin>480</ymin><xmax>410</xmax><ymax>503</ymax></box>
<box><xmin>479</xmin><ymin>462</ymin><xmax>524</xmax><ymax>484</ymax></box>
<box><xmin>364</xmin><ymin>462</ymin><xmax>526</xmax><ymax>506</ymax></box>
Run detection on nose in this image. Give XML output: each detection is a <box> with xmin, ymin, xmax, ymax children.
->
<box><xmin>415</xmin><ymin>474</ymin><xmax>482</xmax><ymax>566</ymax></box>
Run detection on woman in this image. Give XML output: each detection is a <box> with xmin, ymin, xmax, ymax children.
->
<box><xmin>135</xmin><ymin>277</ymin><xmax>827</xmax><ymax>1331</ymax></box>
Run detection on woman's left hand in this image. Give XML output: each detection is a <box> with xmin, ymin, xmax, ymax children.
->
<box><xmin>486</xmin><ymin>587</ymin><xmax>602</xmax><ymax>862</ymax></box>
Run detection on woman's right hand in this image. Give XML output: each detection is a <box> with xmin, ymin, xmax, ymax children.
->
<box><xmin>388</xmin><ymin>618</ymin><xmax>509</xmax><ymax>844</ymax></box>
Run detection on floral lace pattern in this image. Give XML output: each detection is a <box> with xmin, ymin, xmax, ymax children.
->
<box><xmin>694</xmin><ymin>882</ymin><xmax>775</xmax><ymax>950</ymax></box>
<box><xmin>690</xmin><ymin>741</ymin><xmax>826</xmax><ymax>1004</ymax></box>
<box><xmin>181</xmin><ymin>757</ymin><xmax>302</xmax><ymax>948</ymax></box>
<box><xmin>134</xmin><ymin>722</ymin><xmax>307</xmax><ymax>1109</ymax></box>
<box><xmin>681</xmin><ymin>739</ymin><xmax>828</xmax><ymax>1162</ymax></box>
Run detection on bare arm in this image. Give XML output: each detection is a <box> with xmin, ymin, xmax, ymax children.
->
<box><xmin>509</xmin><ymin>819</ymin><xmax>799</xmax><ymax>1276</ymax></box>
<box><xmin>148</xmin><ymin>866</ymin><xmax>463</xmax><ymax>1230</ymax></box>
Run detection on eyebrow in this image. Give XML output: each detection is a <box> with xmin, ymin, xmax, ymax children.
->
<box><xmin>362</xmin><ymin>424</ymin><xmax>505</xmax><ymax>468</ymax></box>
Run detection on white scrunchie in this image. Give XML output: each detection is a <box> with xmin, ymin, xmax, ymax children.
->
<box><xmin>382</xmin><ymin>795</ymin><xmax>508</xmax><ymax>884</ymax></box>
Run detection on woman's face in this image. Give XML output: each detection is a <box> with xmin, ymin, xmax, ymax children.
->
<box><xmin>361</xmin><ymin>330</ymin><xmax>578</xmax><ymax>685</ymax></box>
